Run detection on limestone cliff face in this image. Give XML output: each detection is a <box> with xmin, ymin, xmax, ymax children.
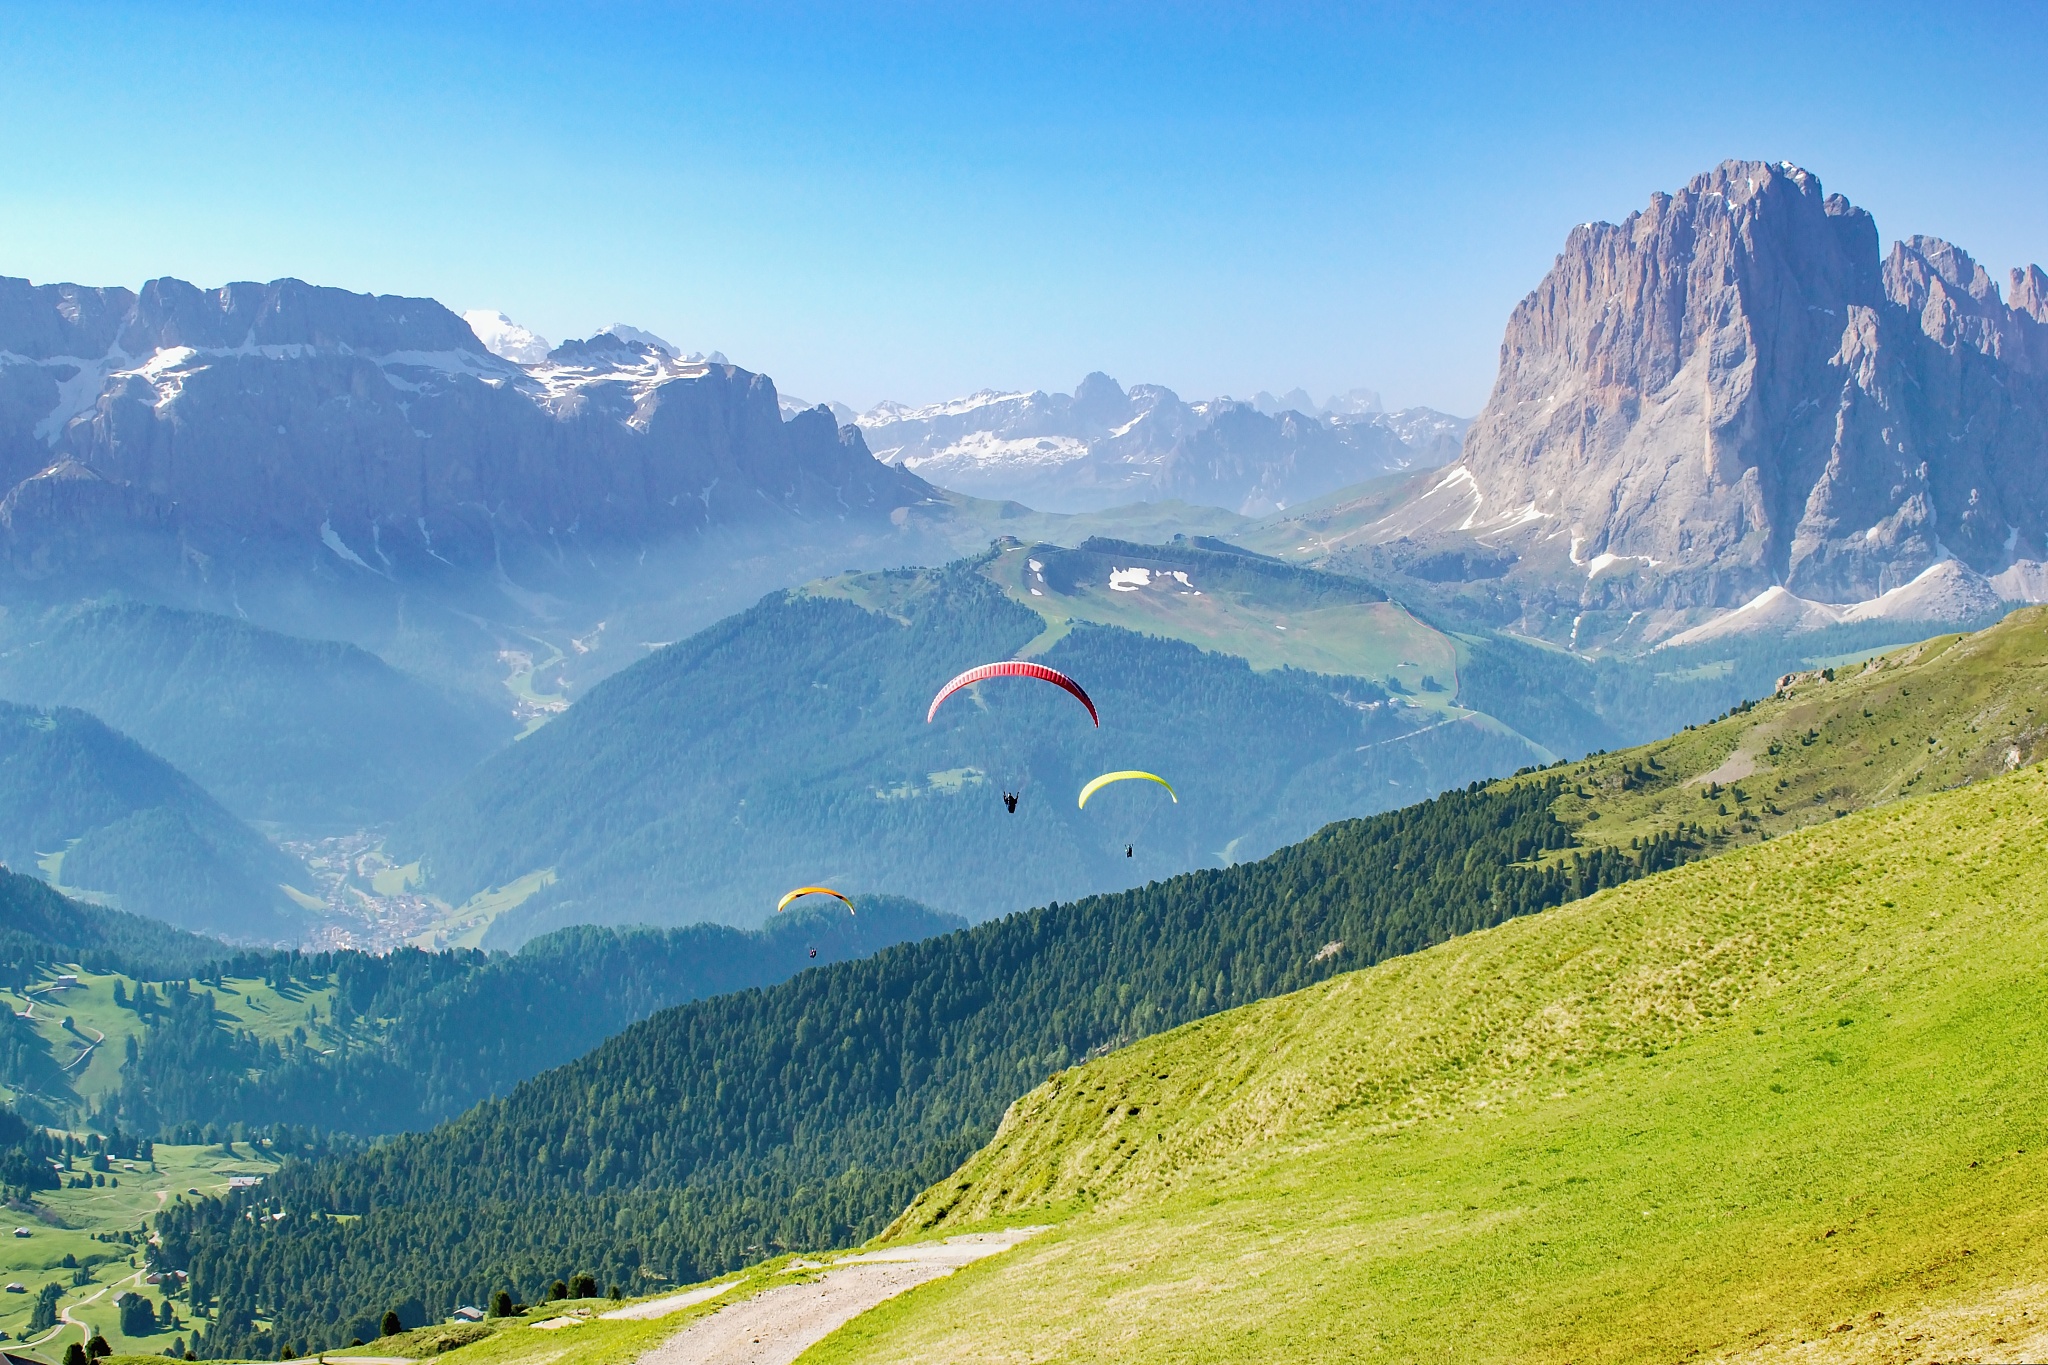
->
<box><xmin>0</xmin><ymin>276</ymin><xmax>931</xmax><ymax>586</ymax></box>
<box><xmin>1445</xmin><ymin>160</ymin><xmax>2048</xmax><ymax>608</ymax></box>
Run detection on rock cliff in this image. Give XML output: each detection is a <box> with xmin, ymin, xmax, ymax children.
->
<box><xmin>0</xmin><ymin>276</ymin><xmax>930</xmax><ymax>584</ymax></box>
<box><xmin>1381</xmin><ymin>160</ymin><xmax>2048</xmax><ymax>636</ymax></box>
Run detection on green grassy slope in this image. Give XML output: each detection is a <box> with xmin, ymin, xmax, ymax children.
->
<box><xmin>156</xmin><ymin>611</ymin><xmax>2048</xmax><ymax>1356</ymax></box>
<box><xmin>0</xmin><ymin>967</ymin><xmax>335</xmax><ymax>1127</ymax></box>
<box><xmin>1528</xmin><ymin>610</ymin><xmax>2048</xmax><ymax>861</ymax></box>
<box><xmin>977</xmin><ymin>537</ymin><xmax>1464</xmax><ymax>703</ymax></box>
<box><xmin>0</xmin><ymin>1141</ymin><xmax>276</xmax><ymax>1358</ymax></box>
<box><xmin>832</xmin><ymin>764</ymin><xmax>2048</xmax><ymax>1363</ymax></box>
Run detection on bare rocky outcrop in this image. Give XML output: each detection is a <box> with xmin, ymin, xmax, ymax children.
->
<box><xmin>0</xmin><ymin>278</ymin><xmax>932</xmax><ymax>587</ymax></box>
<box><xmin>1399</xmin><ymin>160</ymin><xmax>2048</xmax><ymax>632</ymax></box>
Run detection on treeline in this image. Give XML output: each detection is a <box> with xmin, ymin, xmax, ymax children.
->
<box><xmin>0</xmin><ymin>868</ymin><xmax>231</xmax><ymax>987</ymax></box>
<box><xmin>158</xmin><ymin>777</ymin><xmax>1710</xmax><ymax>1358</ymax></box>
<box><xmin>99</xmin><ymin>898</ymin><xmax>961</xmax><ymax>1137</ymax></box>
<box><xmin>0</xmin><ymin>1102</ymin><xmax>66</xmax><ymax>1197</ymax></box>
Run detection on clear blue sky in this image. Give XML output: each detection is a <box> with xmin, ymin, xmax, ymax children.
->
<box><xmin>1</xmin><ymin>2</ymin><xmax>2042</xmax><ymax>415</ymax></box>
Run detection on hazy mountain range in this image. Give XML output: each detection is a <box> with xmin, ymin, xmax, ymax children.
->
<box><xmin>846</xmin><ymin>375</ymin><xmax>1465</xmax><ymax>515</ymax></box>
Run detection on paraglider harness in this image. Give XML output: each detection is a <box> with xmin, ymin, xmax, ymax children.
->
<box><xmin>1002</xmin><ymin>791</ymin><xmax>1019</xmax><ymax>813</ymax></box>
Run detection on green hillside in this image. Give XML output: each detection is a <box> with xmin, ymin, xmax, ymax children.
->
<box><xmin>98</xmin><ymin>896</ymin><xmax>961</xmax><ymax>1138</ymax></box>
<box><xmin>393</xmin><ymin>557</ymin><xmax>1543</xmax><ymax>940</ymax></box>
<box><xmin>154</xmin><ymin>608</ymin><xmax>2048</xmax><ymax>1358</ymax></box>
<box><xmin>978</xmin><ymin>536</ymin><xmax>1460</xmax><ymax>696</ymax></box>
<box><xmin>0</xmin><ymin>870</ymin><xmax>230</xmax><ymax>989</ymax></box>
<box><xmin>0</xmin><ymin>702</ymin><xmax>310</xmax><ymax>942</ymax></box>
<box><xmin>0</xmin><ymin>1132</ymin><xmax>294</xmax><ymax>1360</ymax></box>
<box><xmin>392</xmin><ymin>542</ymin><xmax>1911</xmax><ymax>944</ymax></box>
<box><xmin>842</xmin><ymin>765</ymin><xmax>2048</xmax><ymax>1363</ymax></box>
<box><xmin>0</xmin><ymin>602</ymin><xmax>513</xmax><ymax>830</ymax></box>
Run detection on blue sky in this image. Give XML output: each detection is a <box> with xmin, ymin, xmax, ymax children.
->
<box><xmin>1</xmin><ymin>2</ymin><xmax>2042</xmax><ymax>414</ymax></box>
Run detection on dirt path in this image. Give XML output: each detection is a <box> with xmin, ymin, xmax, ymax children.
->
<box><xmin>602</xmin><ymin>1280</ymin><xmax>743</xmax><ymax>1321</ymax></box>
<box><xmin>62</xmin><ymin>1025</ymin><xmax>105</xmax><ymax>1073</ymax></box>
<box><xmin>30</xmin><ymin>1264</ymin><xmax>146</xmax><ymax>1348</ymax></box>
<box><xmin>633</xmin><ymin>1229</ymin><xmax>1043</xmax><ymax>1365</ymax></box>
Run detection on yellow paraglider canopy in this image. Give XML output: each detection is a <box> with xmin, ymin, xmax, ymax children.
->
<box><xmin>1077</xmin><ymin>771</ymin><xmax>1178</xmax><ymax>809</ymax></box>
<box><xmin>777</xmin><ymin>886</ymin><xmax>855</xmax><ymax>915</ymax></box>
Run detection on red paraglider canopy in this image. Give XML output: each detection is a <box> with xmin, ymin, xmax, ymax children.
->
<box><xmin>927</xmin><ymin>660</ymin><xmax>1099</xmax><ymax>726</ymax></box>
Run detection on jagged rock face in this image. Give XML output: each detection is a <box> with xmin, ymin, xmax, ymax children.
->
<box><xmin>857</xmin><ymin>372</ymin><xmax>1463</xmax><ymax>515</ymax></box>
<box><xmin>1440</xmin><ymin>160</ymin><xmax>2048</xmax><ymax>609</ymax></box>
<box><xmin>0</xmin><ymin>277</ymin><xmax>931</xmax><ymax>586</ymax></box>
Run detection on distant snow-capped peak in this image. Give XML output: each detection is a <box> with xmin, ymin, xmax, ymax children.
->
<box><xmin>463</xmin><ymin>310</ymin><xmax>552</xmax><ymax>365</ymax></box>
<box><xmin>600</xmin><ymin>324</ymin><xmax>679</xmax><ymax>357</ymax></box>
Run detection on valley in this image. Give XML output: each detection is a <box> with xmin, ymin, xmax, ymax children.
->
<box><xmin>143</xmin><ymin>606</ymin><xmax>2048</xmax><ymax>1359</ymax></box>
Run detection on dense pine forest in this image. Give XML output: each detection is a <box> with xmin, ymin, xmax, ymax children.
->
<box><xmin>0</xmin><ymin>702</ymin><xmax>309</xmax><ymax>941</ymax></box>
<box><xmin>100</xmin><ymin>898</ymin><xmax>960</xmax><ymax>1137</ymax></box>
<box><xmin>0</xmin><ymin>602</ymin><xmax>511</xmax><ymax>828</ymax></box>
<box><xmin>157</xmin><ymin>777</ymin><xmax>1707</xmax><ymax>1356</ymax></box>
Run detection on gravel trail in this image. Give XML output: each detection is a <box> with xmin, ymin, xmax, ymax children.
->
<box><xmin>632</xmin><ymin>1229</ymin><xmax>1043</xmax><ymax>1365</ymax></box>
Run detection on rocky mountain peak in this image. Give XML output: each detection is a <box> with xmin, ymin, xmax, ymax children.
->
<box><xmin>1399</xmin><ymin>159</ymin><xmax>2048</xmax><ymax>625</ymax></box>
<box><xmin>0</xmin><ymin>277</ymin><xmax>136</xmax><ymax>360</ymax></box>
<box><xmin>1070</xmin><ymin>371</ymin><xmax>1133</xmax><ymax>428</ymax></box>
<box><xmin>2012</xmin><ymin>265</ymin><xmax>2048</xmax><ymax>323</ymax></box>
<box><xmin>0</xmin><ymin>270</ymin><xmax>932</xmax><ymax>610</ymax></box>
<box><xmin>121</xmin><ymin>276</ymin><xmax>486</xmax><ymax>356</ymax></box>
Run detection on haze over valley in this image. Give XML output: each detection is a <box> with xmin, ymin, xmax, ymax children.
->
<box><xmin>0</xmin><ymin>5</ymin><xmax>2043</xmax><ymax>1358</ymax></box>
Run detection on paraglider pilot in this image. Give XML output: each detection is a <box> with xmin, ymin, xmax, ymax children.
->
<box><xmin>1003</xmin><ymin>791</ymin><xmax>1019</xmax><ymax>813</ymax></box>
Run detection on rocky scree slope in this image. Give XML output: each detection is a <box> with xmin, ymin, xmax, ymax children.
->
<box><xmin>1359</xmin><ymin>160</ymin><xmax>2048</xmax><ymax>646</ymax></box>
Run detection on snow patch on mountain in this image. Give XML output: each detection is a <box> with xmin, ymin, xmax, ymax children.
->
<box><xmin>464</xmin><ymin>310</ymin><xmax>552</xmax><ymax>365</ymax></box>
<box><xmin>1658</xmin><ymin>560</ymin><xmax>2012</xmax><ymax>648</ymax></box>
